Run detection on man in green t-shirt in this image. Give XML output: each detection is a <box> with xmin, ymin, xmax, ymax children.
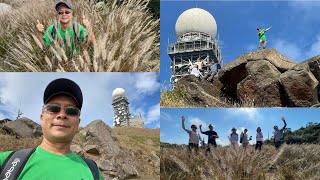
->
<box><xmin>257</xmin><ymin>26</ymin><xmax>272</xmax><ymax>50</ymax></box>
<box><xmin>36</xmin><ymin>2</ymin><xmax>96</xmax><ymax>58</ymax></box>
<box><xmin>0</xmin><ymin>78</ymin><xmax>103</xmax><ymax>180</ymax></box>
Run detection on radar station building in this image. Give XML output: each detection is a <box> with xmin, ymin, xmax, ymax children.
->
<box><xmin>167</xmin><ymin>8</ymin><xmax>222</xmax><ymax>87</ymax></box>
<box><xmin>112</xmin><ymin>88</ymin><xmax>144</xmax><ymax>128</ymax></box>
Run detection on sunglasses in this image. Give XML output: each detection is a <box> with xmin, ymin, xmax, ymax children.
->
<box><xmin>58</xmin><ymin>11</ymin><xmax>71</xmax><ymax>15</ymax></box>
<box><xmin>43</xmin><ymin>104</ymin><xmax>80</xmax><ymax>116</ymax></box>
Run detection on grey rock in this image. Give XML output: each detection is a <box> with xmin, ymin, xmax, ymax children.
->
<box><xmin>280</xmin><ymin>69</ymin><xmax>319</xmax><ymax>106</ymax></box>
<box><xmin>70</xmin><ymin>144</ymin><xmax>84</xmax><ymax>156</ymax></box>
<box><xmin>176</xmin><ymin>75</ymin><xmax>230</xmax><ymax>107</ymax></box>
<box><xmin>237</xmin><ymin>60</ymin><xmax>283</xmax><ymax>106</ymax></box>
<box><xmin>3</xmin><ymin>117</ymin><xmax>42</xmax><ymax>138</ymax></box>
<box><xmin>84</xmin><ymin>145</ymin><xmax>100</xmax><ymax>155</ymax></box>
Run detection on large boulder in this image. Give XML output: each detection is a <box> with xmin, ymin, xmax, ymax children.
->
<box><xmin>218</xmin><ymin>49</ymin><xmax>297</xmax><ymax>101</ymax></box>
<box><xmin>79</xmin><ymin>119</ymin><xmax>120</xmax><ymax>157</ymax></box>
<box><xmin>176</xmin><ymin>75</ymin><xmax>230</xmax><ymax>107</ymax></box>
<box><xmin>3</xmin><ymin>117</ymin><xmax>42</xmax><ymax>138</ymax></box>
<box><xmin>237</xmin><ymin>60</ymin><xmax>283</xmax><ymax>106</ymax></box>
<box><xmin>77</xmin><ymin>120</ymin><xmax>139</xmax><ymax>179</ymax></box>
<box><xmin>242</xmin><ymin>48</ymin><xmax>297</xmax><ymax>72</ymax></box>
<box><xmin>280</xmin><ymin>69</ymin><xmax>319</xmax><ymax>106</ymax></box>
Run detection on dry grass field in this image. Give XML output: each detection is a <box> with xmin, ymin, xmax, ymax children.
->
<box><xmin>161</xmin><ymin>143</ymin><xmax>320</xmax><ymax>180</ymax></box>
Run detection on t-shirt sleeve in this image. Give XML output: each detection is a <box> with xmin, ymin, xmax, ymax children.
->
<box><xmin>0</xmin><ymin>151</ymin><xmax>13</xmax><ymax>167</ymax></box>
<box><xmin>79</xmin><ymin>24</ymin><xmax>88</xmax><ymax>42</ymax></box>
<box><xmin>42</xmin><ymin>25</ymin><xmax>54</xmax><ymax>47</ymax></box>
<box><xmin>202</xmin><ymin>131</ymin><xmax>209</xmax><ymax>135</ymax></box>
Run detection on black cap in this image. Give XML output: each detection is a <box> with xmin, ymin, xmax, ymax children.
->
<box><xmin>191</xmin><ymin>124</ymin><xmax>197</xmax><ymax>129</ymax></box>
<box><xmin>55</xmin><ymin>2</ymin><xmax>72</xmax><ymax>11</ymax></box>
<box><xmin>43</xmin><ymin>78</ymin><xmax>83</xmax><ymax>110</ymax></box>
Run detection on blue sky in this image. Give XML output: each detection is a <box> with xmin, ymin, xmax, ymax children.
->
<box><xmin>160</xmin><ymin>0</ymin><xmax>320</xmax><ymax>89</ymax></box>
<box><xmin>0</xmin><ymin>73</ymin><xmax>160</xmax><ymax>128</ymax></box>
<box><xmin>161</xmin><ymin>108</ymin><xmax>320</xmax><ymax>146</ymax></box>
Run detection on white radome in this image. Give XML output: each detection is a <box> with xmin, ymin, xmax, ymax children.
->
<box><xmin>175</xmin><ymin>8</ymin><xmax>217</xmax><ymax>39</ymax></box>
<box><xmin>112</xmin><ymin>88</ymin><xmax>125</xmax><ymax>98</ymax></box>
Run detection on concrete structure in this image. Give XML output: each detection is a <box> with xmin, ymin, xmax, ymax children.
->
<box><xmin>112</xmin><ymin>88</ymin><xmax>144</xmax><ymax>128</ymax></box>
<box><xmin>167</xmin><ymin>8</ymin><xmax>222</xmax><ymax>88</ymax></box>
<box><xmin>112</xmin><ymin>88</ymin><xmax>130</xmax><ymax>127</ymax></box>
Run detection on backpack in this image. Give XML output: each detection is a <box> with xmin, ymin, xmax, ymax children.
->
<box><xmin>0</xmin><ymin>148</ymin><xmax>100</xmax><ymax>180</ymax></box>
<box><xmin>51</xmin><ymin>20</ymin><xmax>81</xmax><ymax>43</ymax></box>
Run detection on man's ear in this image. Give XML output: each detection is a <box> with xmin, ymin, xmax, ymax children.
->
<box><xmin>40</xmin><ymin>114</ymin><xmax>44</xmax><ymax>122</ymax></box>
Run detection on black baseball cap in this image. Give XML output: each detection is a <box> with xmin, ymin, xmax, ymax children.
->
<box><xmin>191</xmin><ymin>124</ymin><xmax>197</xmax><ymax>129</ymax></box>
<box><xmin>43</xmin><ymin>78</ymin><xmax>83</xmax><ymax>110</ymax></box>
<box><xmin>55</xmin><ymin>2</ymin><xmax>72</xmax><ymax>11</ymax></box>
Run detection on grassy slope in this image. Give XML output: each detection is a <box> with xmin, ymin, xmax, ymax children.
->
<box><xmin>161</xmin><ymin>144</ymin><xmax>320</xmax><ymax>180</ymax></box>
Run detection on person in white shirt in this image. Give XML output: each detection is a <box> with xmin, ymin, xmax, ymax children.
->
<box><xmin>182</xmin><ymin>115</ymin><xmax>200</xmax><ymax>157</ymax></box>
<box><xmin>255</xmin><ymin>127</ymin><xmax>263</xmax><ymax>151</ymax></box>
<box><xmin>190</xmin><ymin>64</ymin><xmax>203</xmax><ymax>78</ymax></box>
<box><xmin>228</xmin><ymin>127</ymin><xmax>239</xmax><ymax>149</ymax></box>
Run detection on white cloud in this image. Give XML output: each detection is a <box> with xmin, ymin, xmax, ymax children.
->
<box><xmin>226</xmin><ymin>108</ymin><xmax>261</xmax><ymax>122</ymax></box>
<box><xmin>271</xmin><ymin>39</ymin><xmax>302</xmax><ymax>61</ymax></box>
<box><xmin>160</xmin><ymin>111</ymin><xmax>174</xmax><ymax>122</ymax></box>
<box><xmin>134</xmin><ymin>73</ymin><xmax>160</xmax><ymax>95</ymax></box>
<box><xmin>188</xmin><ymin>117</ymin><xmax>207</xmax><ymax>128</ymax></box>
<box><xmin>306</xmin><ymin>35</ymin><xmax>320</xmax><ymax>58</ymax></box>
<box><xmin>145</xmin><ymin>103</ymin><xmax>160</xmax><ymax>125</ymax></box>
<box><xmin>271</xmin><ymin>36</ymin><xmax>320</xmax><ymax>61</ymax></box>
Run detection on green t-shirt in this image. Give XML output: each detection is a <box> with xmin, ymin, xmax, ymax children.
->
<box><xmin>0</xmin><ymin>146</ymin><xmax>103</xmax><ymax>180</ymax></box>
<box><xmin>42</xmin><ymin>23</ymin><xmax>88</xmax><ymax>58</ymax></box>
<box><xmin>258</xmin><ymin>30</ymin><xmax>266</xmax><ymax>41</ymax></box>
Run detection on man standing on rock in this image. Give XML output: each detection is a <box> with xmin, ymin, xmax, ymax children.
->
<box><xmin>257</xmin><ymin>26</ymin><xmax>272</xmax><ymax>50</ymax></box>
<box><xmin>199</xmin><ymin>124</ymin><xmax>219</xmax><ymax>156</ymax></box>
<box><xmin>273</xmin><ymin>117</ymin><xmax>287</xmax><ymax>150</ymax></box>
<box><xmin>0</xmin><ymin>78</ymin><xmax>102</xmax><ymax>180</ymax></box>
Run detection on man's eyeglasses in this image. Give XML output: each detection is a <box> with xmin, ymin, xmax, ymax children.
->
<box><xmin>43</xmin><ymin>104</ymin><xmax>80</xmax><ymax>116</ymax></box>
<box><xmin>58</xmin><ymin>11</ymin><xmax>71</xmax><ymax>15</ymax></box>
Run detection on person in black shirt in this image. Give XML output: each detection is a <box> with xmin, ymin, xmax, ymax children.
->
<box><xmin>199</xmin><ymin>124</ymin><xmax>219</xmax><ymax>155</ymax></box>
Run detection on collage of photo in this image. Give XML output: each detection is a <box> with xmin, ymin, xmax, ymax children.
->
<box><xmin>0</xmin><ymin>0</ymin><xmax>320</xmax><ymax>180</ymax></box>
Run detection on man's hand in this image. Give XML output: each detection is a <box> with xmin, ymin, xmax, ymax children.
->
<box><xmin>199</xmin><ymin>124</ymin><xmax>202</xmax><ymax>128</ymax></box>
<box><xmin>36</xmin><ymin>20</ymin><xmax>44</xmax><ymax>33</ymax></box>
<box><xmin>281</xmin><ymin>117</ymin><xmax>286</xmax><ymax>122</ymax></box>
<box><xmin>182</xmin><ymin>116</ymin><xmax>185</xmax><ymax>122</ymax></box>
<box><xmin>82</xmin><ymin>15</ymin><xmax>90</xmax><ymax>28</ymax></box>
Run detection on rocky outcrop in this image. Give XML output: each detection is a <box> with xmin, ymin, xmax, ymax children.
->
<box><xmin>74</xmin><ymin>120</ymin><xmax>139</xmax><ymax>179</ymax></box>
<box><xmin>280</xmin><ymin>69</ymin><xmax>319</xmax><ymax>106</ymax></box>
<box><xmin>175</xmin><ymin>48</ymin><xmax>320</xmax><ymax>107</ymax></box>
<box><xmin>3</xmin><ymin>118</ymin><xmax>42</xmax><ymax>138</ymax></box>
<box><xmin>176</xmin><ymin>75</ymin><xmax>230</xmax><ymax>107</ymax></box>
<box><xmin>237</xmin><ymin>60</ymin><xmax>283</xmax><ymax>106</ymax></box>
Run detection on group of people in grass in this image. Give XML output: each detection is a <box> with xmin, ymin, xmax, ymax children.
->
<box><xmin>182</xmin><ymin>116</ymin><xmax>287</xmax><ymax>155</ymax></box>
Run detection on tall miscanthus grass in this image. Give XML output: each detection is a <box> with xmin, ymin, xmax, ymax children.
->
<box><xmin>161</xmin><ymin>144</ymin><xmax>320</xmax><ymax>179</ymax></box>
<box><xmin>0</xmin><ymin>0</ymin><xmax>159</xmax><ymax>72</ymax></box>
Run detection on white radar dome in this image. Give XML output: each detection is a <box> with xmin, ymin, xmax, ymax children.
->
<box><xmin>112</xmin><ymin>88</ymin><xmax>125</xmax><ymax>98</ymax></box>
<box><xmin>175</xmin><ymin>8</ymin><xmax>217</xmax><ymax>39</ymax></box>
